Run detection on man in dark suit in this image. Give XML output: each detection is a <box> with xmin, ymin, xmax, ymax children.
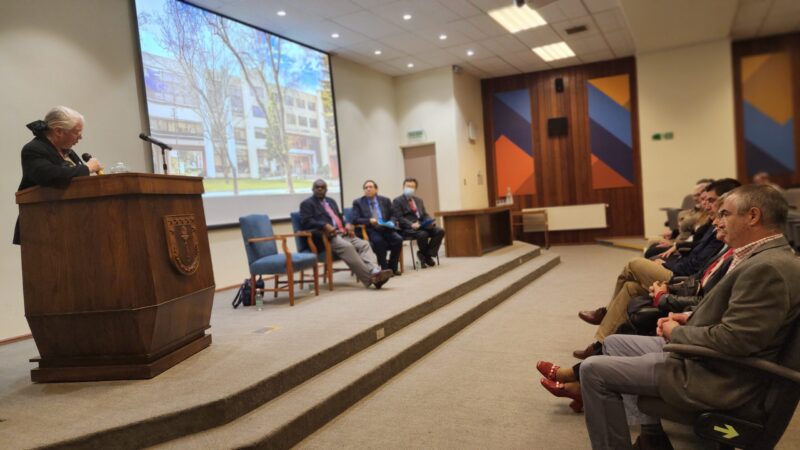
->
<box><xmin>300</xmin><ymin>179</ymin><xmax>393</xmax><ymax>289</ymax></box>
<box><xmin>392</xmin><ymin>177</ymin><xmax>445</xmax><ymax>268</ymax></box>
<box><xmin>14</xmin><ymin>106</ymin><xmax>102</xmax><ymax>244</ymax></box>
<box><xmin>351</xmin><ymin>180</ymin><xmax>403</xmax><ymax>275</ymax></box>
<box><xmin>578</xmin><ymin>185</ymin><xmax>800</xmax><ymax>449</ymax></box>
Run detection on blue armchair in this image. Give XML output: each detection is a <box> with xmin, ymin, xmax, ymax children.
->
<box><xmin>239</xmin><ymin>214</ymin><xmax>319</xmax><ymax>306</ymax></box>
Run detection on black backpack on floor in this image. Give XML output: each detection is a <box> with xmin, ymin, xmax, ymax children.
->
<box><xmin>232</xmin><ymin>276</ymin><xmax>264</xmax><ymax>308</ymax></box>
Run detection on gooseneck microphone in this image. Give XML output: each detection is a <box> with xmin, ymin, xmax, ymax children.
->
<box><xmin>81</xmin><ymin>153</ymin><xmax>104</xmax><ymax>175</ymax></box>
<box><xmin>138</xmin><ymin>133</ymin><xmax>173</xmax><ymax>150</ymax></box>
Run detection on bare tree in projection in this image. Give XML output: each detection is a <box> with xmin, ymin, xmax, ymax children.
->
<box><xmin>207</xmin><ymin>16</ymin><xmax>295</xmax><ymax>192</ymax></box>
<box><xmin>147</xmin><ymin>1</ymin><xmax>239</xmax><ymax>193</ymax></box>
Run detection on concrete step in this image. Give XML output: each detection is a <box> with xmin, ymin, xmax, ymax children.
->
<box><xmin>152</xmin><ymin>252</ymin><xmax>560</xmax><ymax>450</ymax></box>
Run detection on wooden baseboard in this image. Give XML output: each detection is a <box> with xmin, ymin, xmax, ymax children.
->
<box><xmin>0</xmin><ymin>334</ymin><xmax>32</xmax><ymax>346</ymax></box>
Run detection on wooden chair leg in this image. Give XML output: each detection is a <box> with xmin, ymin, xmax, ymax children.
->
<box><xmin>287</xmin><ymin>270</ymin><xmax>295</xmax><ymax>306</ymax></box>
<box><xmin>273</xmin><ymin>275</ymin><xmax>279</xmax><ymax>298</ymax></box>
<box><xmin>250</xmin><ymin>274</ymin><xmax>256</xmax><ymax>306</ymax></box>
<box><xmin>313</xmin><ymin>263</ymin><xmax>319</xmax><ymax>295</ymax></box>
<box><xmin>300</xmin><ymin>269</ymin><xmax>305</xmax><ymax>288</ymax></box>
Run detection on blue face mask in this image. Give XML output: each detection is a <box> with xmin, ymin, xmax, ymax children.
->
<box><xmin>403</xmin><ymin>187</ymin><xmax>415</xmax><ymax>197</ymax></box>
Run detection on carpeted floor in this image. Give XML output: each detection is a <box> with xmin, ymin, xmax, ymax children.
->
<box><xmin>299</xmin><ymin>245</ymin><xmax>800</xmax><ymax>449</ymax></box>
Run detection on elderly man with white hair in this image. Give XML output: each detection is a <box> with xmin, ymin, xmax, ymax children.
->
<box><xmin>14</xmin><ymin>106</ymin><xmax>103</xmax><ymax>244</ymax></box>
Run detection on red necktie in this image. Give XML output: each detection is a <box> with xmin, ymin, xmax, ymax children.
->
<box><xmin>409</xmin><ymin>198</ymin><xmax>417</xmax><ymax>213</ymax></box>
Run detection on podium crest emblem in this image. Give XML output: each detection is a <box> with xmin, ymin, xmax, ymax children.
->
<box><xmin>164</xmin><ymin>214</ymin><xmax>200</xmax><ymax>275</ymax></box>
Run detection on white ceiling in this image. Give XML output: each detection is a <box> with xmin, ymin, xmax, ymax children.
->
<box><xmin>188</xmin><ymin>0</ymin><xmax>800</xmax><ymax>78</ymax></box>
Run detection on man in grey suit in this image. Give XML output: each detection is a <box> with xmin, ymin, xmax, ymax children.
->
<box><xmin>579</xmin><ymin>184</ymin><xmax>800</xmax><ymax>450</ymax></box>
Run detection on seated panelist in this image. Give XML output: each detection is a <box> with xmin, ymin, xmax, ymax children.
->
<box><xmin>392</xmin><ymin>177</ymin><xmax>445</xmax><ymax>268</ymax></box>
<box><xmin>14</xmin><ymin>106</ymin><xmax>103</xmax><ymax>245</ymax></box>
<box><xmin>351</xmin><ymin>180</ymin><xmax>403</xmax><ymax>275</ymax></box>
<box><xmin>299</xmin><ymin>179</ymin><xmax>393</xmax><ymax>289</ymax></box>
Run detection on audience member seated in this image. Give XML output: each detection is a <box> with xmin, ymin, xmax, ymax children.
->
<box><xmin>392</xmin><ymin>177</ymin><xmax>445</xmax><ymax>268</ymax></box>
<box><xmin>753</xmin><ymin>171</ymin><xmax>783</xmax><ymax>191</ymax></box>
<box><xmin>573</xmin><ymin>179</ymin><xmax>740</xmax><ymax>359</ymax></box>
<box><xmin>644</xmin><ymin>180</ymin><xmax>711</xmax><ymax>259</ymax></box>
<box><xmin>537</xmin><ymin>184</ymin><xmax>799</xmax><ymax>450</ymax></box>
<box><xmin>351</xmin><ymin>179</ymin><xmax>403</xmax><ymax>276</ymax></box>
<box><xmin>299</xmin><ymin>179</ymin><xmax>393</xmax><ymax>289</ymax></box>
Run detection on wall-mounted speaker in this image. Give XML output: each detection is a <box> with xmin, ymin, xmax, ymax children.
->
<box><xmin>548</xmin><ymin>117</ymin><xmax>568</xmax><ymax>137</ymax></box>
<box><xmin>555</xmin><ymin>77</ymin><xmax>564</xmax><ymax>93</ymax></box>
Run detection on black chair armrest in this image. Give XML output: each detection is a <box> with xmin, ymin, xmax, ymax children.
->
<box><xmin>663</xmin><ymin>344</ymin><xmax>800</xmax><ymax>384</ymax></box>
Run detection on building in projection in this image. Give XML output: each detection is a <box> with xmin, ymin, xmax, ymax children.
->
<box><xmin>141</xmin><ymin>52</ymin><xmax>337</xmax><ymax>189</ymax></box>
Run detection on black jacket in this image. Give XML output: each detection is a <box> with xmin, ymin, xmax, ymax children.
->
<box><xmin>391</xmin><ymin>195</ymin><xmax>432</xmax><ymax>230</ymax></box>
<box><xmin>14</xmin><ymin>137</ymin><xmax>88</xmax><ymax>244</ymax></box>
<box><xmin>351</xmin><ymin>195</ymin><xmax>395</xmax><ymax>225</ymax></box>
<box><xmin>299</xmin><ymin>195</ymin><xmax>346</xmax><ymax>251</ymax></box>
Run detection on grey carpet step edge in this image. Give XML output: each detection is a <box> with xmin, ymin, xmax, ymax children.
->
<box><xmin>163</xmin><ymin>254</ymin><xmax>561</xmax><ymax>450</ymax></box>
<box><xmin>47</xmin><ymin>247</ymin><xmax>542</xmax><ymax>450</ymax></box>
<box><xmin>241</xmin><ymin>254</ymin><xmax>561</xmax><ymax>450</ymax></box>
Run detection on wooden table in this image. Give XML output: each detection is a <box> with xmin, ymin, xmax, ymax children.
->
<box><xmin>436</xmin><ymin>206</ymin><xmax>513</xmax><ymax>257</ymax></box>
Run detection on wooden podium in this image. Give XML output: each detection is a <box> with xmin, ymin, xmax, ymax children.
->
<box><xmin>436</xmin><ymin>206</ymin><xmax>513</xmax><ymax>257</ymax></box>
<box><xmin>16</xmin><ymin>173</ymin><xmax>215</xmax><ymax>382</ymax></box>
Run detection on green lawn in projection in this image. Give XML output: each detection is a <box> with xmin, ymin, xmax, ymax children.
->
<box><xmin>203</xmin><ymin>178</ymin><xmax>315</xmax><ymax>192</ymax></box>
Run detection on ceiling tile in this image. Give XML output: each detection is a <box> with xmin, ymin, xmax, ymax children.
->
<box><xmin>438</xmin><ymin>19</ymin><xmax>490</xmax><ymax>41</ymax></box>
<box><xmin>480</xmin><ymin>35</ymin><xmax>530</xmax><ymax>54</ymax></box>
<box><xmin>438</xmin><ymin>0</ymin><xmax>484</xmax><ymax>18</ymax></box>
<box><xmin>758</xmin><ymin>12</ymin><xmax>800</xmax><ymax>36</ymax></box>
<box><xmin>384</xmin><ymin>56</ymin><xmax>434</xmax><ymax>72</ymax></box>
<box><xmin>342</xmin><ymin>39</ymin><xmax>406</xmax><ymax>60</ymax></box>
<box><xmin>444</xmin><ymin>42</ymin><xmax>493</xmax><ymax>60</ymax></box>
<box><xmin>333</xmin><ymin>10</ymin><xmax>406</xmax><ymax>39</ymax></box>
<box><xmin>593</xmin><ymin>9</ymin><xmax>626</xmax><ymax>32</ymax></box>
<box><xmin>583</xmin><ymin>0</ymin><xmax>620</xmax><ymax>13</ymax></box>
<box><xmin>547</xmin><ymin>56</ymin><xmax>580</xmax><ymax>68</ymax></box>
<box><xmin>351</xmin><ymin>0</ymin><xmax>395</xmax><ymax>8</ymax></box>
<box><xmin>564</xmin><ymin>35</ymin><xmax>609</xmax><ymax>53</ymax></box>
<box><xmin>536</xmin><ymin>3</ymin><xmax>567</xmax><ymax>23</ymax></box>
<box><xmin>290</xmin><ymin>0</ymin><xmax>363</xmax><ymax>19</ymax></box>
<box><xmin>367</xmin><ymin>62</ymin><xmax>406</xmax><ymax>76</ymax></box>
<box><xmin>557</xmin><ymin>0</ymin><xmax>590</xmax><ymax>19</ymax></box>
<box><xmin>552</xmin><ymin>17</ymin><xmax>601</xmax><ymax>41</ymax></box>
<box><xmin>509</xmin><ymin>58</ymin><xmax>551</xmax><ymax>73</ymax></box>
<box><xmin>370</xmin><ymin>0</ymin><xmax>461</xmax><ymax>30</ymax></box>
<box><xmin>466</xmin><ymin>14</ymin><xmax>513</xmax><ymax>37</ymax></box>
<box><xmin>415</xmin><ymin>48</ymin><xmax>464</xmax><ymax>65</ymax></box>
<box><xmin>419</xmin><ymin>28</ymin><xmax>474</xmax><ymax>47</ymax></box>
<box><xmin>469</xmin><ymin>56</ymin><xmax>518</xmax><ymax>72</ymax></box>
<box><xmin>515</xmin><ymin>25</ymin><xmax>563</xmax><ymax>47</ymax></box>
<box><xmin>467</xmin><ymin>0</ymin><xmax>514</xmax><ymax>12</ymax></box>
<box><xmin>501</xmin><ymin>49</ymin><xmax>540</xmax><ymax>66</ymax></box>
<box><xmin>378</xmin><ymin>32</ymin><xmax>435</xmax><ymax>53</ymax></box>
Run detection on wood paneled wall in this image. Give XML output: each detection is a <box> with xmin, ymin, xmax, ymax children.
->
<box><xmin>481</xmin><ymin>57</ymin><xmax>643</xmax><ymax>245</ymax></box>
<box><xmin>732</xmin><ymin>32</ymin><xmax>800</xmax><ymax>188</ymax></box>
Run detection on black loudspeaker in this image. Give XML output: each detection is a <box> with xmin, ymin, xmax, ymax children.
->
<box><xmin>548</xmin><ymin>117</ymin><xmax>568</xmax><ymax>137</ymax></box>
<box><xmin>555</xmin><ymin>77</ymin><xmax>564</xmax><ymax>93</ymax></box>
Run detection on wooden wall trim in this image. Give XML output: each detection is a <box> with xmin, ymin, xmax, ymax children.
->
<box><xmin>481</xmin><ymin>57</ymin><xmax>643</xmax><ymax>245</ymax></box>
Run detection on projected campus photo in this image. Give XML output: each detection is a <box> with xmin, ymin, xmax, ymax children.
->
<box><xmin>135</xmin><ymin>0</ymin><xmax>339</xmax><ymax>200</ymax></box>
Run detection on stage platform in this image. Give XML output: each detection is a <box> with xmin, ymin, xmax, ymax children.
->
<box><xmin>0</xmin><ymin>242</ymin><xmax>559</xmax><ymax>449</ymax></box>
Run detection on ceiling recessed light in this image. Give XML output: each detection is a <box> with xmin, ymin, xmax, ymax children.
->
<box><xmin>407</xmin><ymin>63</ymin><xmax>414</xmax><ymax>68</ymax></box>
<box><xmin>488</xmin><ymin>4</ymin><xmax>546</xmax><ymax>33</ymax></box>
<box><xmin>331</xmin><ymin>33</ymin><xmax>340</xmax><ymax>39</ymax></box>
<box><xmin>467</xmin><ymin>49</ymin><xmax>474</xmax><ymax>56</ymax></box>
<box><xmin>374</xmin><ymin>50</ymin><xmax>382</xmax><ymax>55</ymax></box>
<box><xmin>439</xmin><ymin>34</ymin><xmax>447</xmax><ymax>40</ymax></box>
<box><xmin>276</xmin><ymin>10</ymin><xmax>286</xmax><ymax>17</ymax></box>
<box><xmin>532</xmin><ymin>42</ymin><xmax>575</xmax><ymax>62</ymax></box>
<box><xmin>403</xmin><ymin>14</ymin><xmax>412</xmax><ymax>20</ymax></box>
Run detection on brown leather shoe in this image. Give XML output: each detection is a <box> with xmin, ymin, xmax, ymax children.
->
<box><xmin>573</xmin><ymin>342</ymin><xmax>602</xmax><ymax>359</ymax></box>
<box><xmin>578</xmin><ymin>307</ymin><xmax>607</xmax><ymax>325</ymax></box>
<box><xmin>371</xmin><ymin>269</ymin><xmax>394</xmax><ymax>289</ymax></box>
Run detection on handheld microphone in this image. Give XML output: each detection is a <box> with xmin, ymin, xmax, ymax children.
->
<box><xmin>139</xmin><ymin>133</ymin><xmax>173</xmax><ymax>150</ymax></box>
<box><xmin>81</xmin><ymin>153</ymin><xmax>104</xmax><ymax>175</ymax></box>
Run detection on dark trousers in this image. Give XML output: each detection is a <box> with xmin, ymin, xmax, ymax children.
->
<box><xmin>367</xmin><ymin>227</ymin><xmax>403</xmax><ymax>271</ymax></box>
<box><xmin>404</xmin><ymin>226</ymin><xmax>445</xmax><ymax>257</ymax></box>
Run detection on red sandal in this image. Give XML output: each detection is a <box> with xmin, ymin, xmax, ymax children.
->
<box><xmin>540</xmin><ymin>378</ymin><xmax>583</xmax><ymax>413</ymax></box>
<box><xmin>536</xmin><ymin>360</ymin><xmax>560</xmax><ymax>381</ymax></box>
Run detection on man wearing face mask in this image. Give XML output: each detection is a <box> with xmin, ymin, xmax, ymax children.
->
<box><xmin>392</xmin><ymin>177</ymin><xmax>445</xmax><ymax>268</ymax></box>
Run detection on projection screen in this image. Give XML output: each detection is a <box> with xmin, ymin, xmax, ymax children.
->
<box><xmin>134</xmin><ymin>0</ymin><xmax>341</xmax><ymax>226</ymax></box>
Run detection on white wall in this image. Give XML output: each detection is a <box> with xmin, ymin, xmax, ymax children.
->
<box><xmin>637</xmin><ymin>39</ymin><xmax>737</xmax><ymax>237</ymax></box>
<box><xmin>452</xmin><ymin>71</ymin><xmax>488</xmax><ymax>210</ymax></box>
<box><xmin>331</xmin><ymin>56</ymin><xmax>402</xmax><ymax>204</ymax></box>
<box><xmin>394</xmin><ymin>67</ymin><xmax>462</xmax><ymax>211</ymax></box>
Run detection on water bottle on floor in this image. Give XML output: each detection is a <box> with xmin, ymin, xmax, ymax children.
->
<box><xmin>255</xmin><ymin>291</ymin><xmax>263</xmax><ymax>311</ymax></box>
